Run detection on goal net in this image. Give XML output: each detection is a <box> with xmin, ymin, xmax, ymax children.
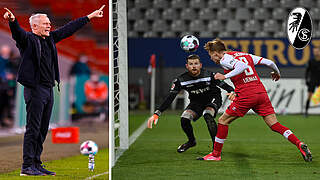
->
<box><xmin>109</xmin><ymin>0</ymin><xmax>129</xmax><ymax>168</ymax></box>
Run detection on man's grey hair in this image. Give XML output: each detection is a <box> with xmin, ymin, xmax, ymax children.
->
<box><xmin>29</xmin><ymin>13</ymin><xmax>48</xmax><ymax>28</ymax></box>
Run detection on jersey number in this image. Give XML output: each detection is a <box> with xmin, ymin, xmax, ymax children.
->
<box><xmin>238</xmin><ymin>57</ymin><xmax>254</xmax><ymax>76</ymax></box>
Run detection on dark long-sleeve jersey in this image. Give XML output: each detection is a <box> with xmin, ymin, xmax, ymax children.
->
<box><xmin>156</xmin><ymin>69</ymin><xmax>234</xmax><ymax>113</ymax></box>
<box><xmin>305</xmin><ymin>58</ymin><xmax>320</xmax><ymax>85</ymax></box>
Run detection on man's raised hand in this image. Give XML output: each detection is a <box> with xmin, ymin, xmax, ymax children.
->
<box><xmin>3</xmin><ymin>8</ymin><xmax>15</xmax><ymax>22</ymax></box>
<box><xmin>87</xmin><ymin>5</ymin><xmax>105</xmax><ymax>20</ymax></box>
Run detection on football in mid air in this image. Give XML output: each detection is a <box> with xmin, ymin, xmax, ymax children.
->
<box><xmin>80</xmin><ymin>140</ymin><xmax>98</xmax><ymax>156</ymax></box>
<box><xmin>180</xmin><ymin>35</ymin><xmax>199</xmax><ymax>52</ymax></box>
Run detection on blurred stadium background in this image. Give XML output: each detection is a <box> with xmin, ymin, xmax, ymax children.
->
<box><xmin>0</xmin><ymin>0</ymin><xmax>109</xmax><ymax>178</ymax></box>
<box><xmin>126</xmin><ymin>0</ymin><xmax>320</xmax><ymax>114</ymax></box>
<box><xmin>111</xmin><ymin>0</ymin><xmax>320</xmax><ymax>179</ymax></box>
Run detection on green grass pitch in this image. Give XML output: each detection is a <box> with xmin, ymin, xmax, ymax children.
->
<box><xmin>0</xmin><ymin>148</ymin><xmax>108</xmax><ymax>179</ymax></box>
<box><xmin>113</xmin><ymin>112</ymin><xmax>320</xmax><ymax>180</ymax></box>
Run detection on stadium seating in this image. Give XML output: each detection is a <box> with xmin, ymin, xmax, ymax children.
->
<box><xmin>171</xmin><ymin>0</ymin><xmax>188</xmax><ymax>9</ymax></box>
<box><xmin>262</xmin><ymin>0</ymin><xmax>280</xmax><ymax>8</ymax></box>
<box><xmin>226</xmin><ymin>20</ymin><xmax>242</xmax><ymax>32</ymax></box>
<box><xmin>189</xmin><ymin>19</ymin><xmax>206</xmax><ymax>32</ymax></box>
<box><xmin>255</xmin><ymin>31</ymin><xmax>270</xmax><ymax>38</ymax></box>
<box><xmin>189</xmin><ymin>0</ymin><xmax>207</xmax><ymax>9</ymax></box>
<box><xmin>272</xmin><ymin>8</ymin><xmax>287</xmax><ymax>20</ymax></box>
<box><xmin>153</xmin><ymin>0</ymin><xmax>170</xmax><ymax>9</ymax></box>
<box><xmin>245</xmin><ymin>0</ymin><xmax>261</xmax><ymax>9</ymax></box>
<box><xmin>161</xmin><ymin>31</ymin><xmax>176</xmax><ymax>38</ymax></box>
<box><xmin>133</xmin><ymin>19</ymin><xmax>150</xmax><ymax>32</ymax></box>
<box><xmin>171</xmin><ymin>20</ymin><xmax>188</xmax><ymax>32</ymax></box>
<box><xmin>162</xmin><ymin>8</ymin><xmax>179</xmax><ymax>20</ymax></box>
<box><xmin>244</xmin><ymin>20</ymin><xmax>261</xmax><ymax>32</ymax></box>
<box><xmin>145</xmin><ymin>9</ymin><xmax>161</xmax><ymax>20</ymax></box>
<box><xmin>125</xmin><ymin>0</ymin><xmax>295</xmax><ymax>38</ymax></box>
<box><xmin>219</xmin><ymin>31</ymin><xmax>233</xmax><ymax>38</ymax></box>
<box><xmin>254</xmin><ymin>8</ymin><xmax>271</xmax><ymax>20</ymax></box>
<box><xmin>143</xmin><ymin>31</ymin><xmax>158</xmax><ymax>38</ymax></box>
<box><xmin>236</xmin><ymin>31</ymin><xmax>251</xmax><ymax>38</ymax></box>
<box><xmin>235</xmin><ymin>8</ymin><xmax>251</xmax><ymax>21</ymax></box>
<box><xmin>207</xmin><ymin>20</ymin><xmax>224</xmax><ymax>33</ymax></box>
<box><xmin>207</xmin><ymin>0</ymin><xmax>224</xmax><ymax>9</ymax></box>
<box><xmin>152</xmin><ymin>19</ymin><xmax>169</xmax><ymax>32</ymax></box>
<box><xmin>128</xmin><ymin>31</ymin><xmax>139</xmax><ymax>38</ymax></box>
<box><xmin>310</xmin><ymin>8</ymin><xmax>320</xmax><ymax>20</ymax></box>
<box><xmin>299</xmin><ymin>0</ymin><xmax>314</xmax><ymax>8</ymax></box>
<box><xmin>199</xmin><ymin>31</ymin><xmax>213</xmax><ymax>38</ymax></box>
<box><xmin>217</xmin><ymin>8</ymin><xmax>232</xmax><ymax>20</ymax></box>
<box><xmin>135</xmin><ymin>0</ymin><xmax>151</xmax><ymax>9</ymax></box>
<box><xmin>128</xmin><ymin>8</ymin><xmax>143</xmax><ymax>20</ymax></box>
<box><xmin>226</xmin><ymin>0</ymin><xmax>242</xmax><ymax>9</ymax></box>
<box><xmin>280</xmin><ymin>0</ymin><xmax>298</xmax><ymax>8</ymax></box>
<box><xmin>273</xmin><ymin>31</ymin><xmax>286</xmax><ymax>38</ymax></box>
<box><xmin>180</xmin><ymin>8</ymin><xmax>198</xmax><ymax>20</ymax></box>
<box><xmin>263</xmin><ymin>19</ymin><xmax>279</xmax><ymax>32</ymax></box>
<box><xmin>198</xmin><ymin>8</ymin><xmax>215</xmax><ymax>20</ymax></box>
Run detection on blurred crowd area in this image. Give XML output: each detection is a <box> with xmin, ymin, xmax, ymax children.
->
<box><xmin>0</xmin><ymin>0</ymin><xmax>109</xmax><ymax>128</ymax></box>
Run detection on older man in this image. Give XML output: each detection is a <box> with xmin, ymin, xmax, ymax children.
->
<box><xmin>3</xmin><ymin>5</ymin><xmax>105</xmax><ymax>176</ymax></box>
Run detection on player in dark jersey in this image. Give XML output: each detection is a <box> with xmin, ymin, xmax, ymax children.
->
<box><xmin>305</xmin><ymin>46</ymin><xmax>320</xmax><ymax>117</ymax></box>
<box><xmin>147</xmin><ymin>54</ymin><xmax>235</xmax><ymax>153</ymax></box>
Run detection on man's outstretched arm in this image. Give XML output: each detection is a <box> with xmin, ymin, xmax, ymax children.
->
<box><xmin>147</xmin><ymin>79</ymin><xmax>181</xmax><ymax>128</ymax></box>
<box><xmin>4</xmin><ymin>8</ymin><xmax>28</xmax><ymax>45</ymax></box>
<box><xmin>51</xmin><ymin>5</ymin><xmax>105</xmax><ymax>43</ymax></box>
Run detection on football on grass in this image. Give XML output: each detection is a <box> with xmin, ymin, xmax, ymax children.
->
<box><xmin>80</xmin><ymin>140</ymin><xmax>98</xmax><ymax>155</ymax></box>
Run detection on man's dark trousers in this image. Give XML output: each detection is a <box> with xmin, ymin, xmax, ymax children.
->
<box><xmin>22</xmin><ymin>85</ymin><xmax>53</xmax><ymax>168</ymax></box>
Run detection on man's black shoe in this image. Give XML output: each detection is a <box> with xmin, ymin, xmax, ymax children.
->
<box><xmin>20</xmin><ymin>166</ymin><xmax>46</xmax><ymax>176</ymax></box>
<box><xmin>177</xmin><ymin>141</ymin><xmax>196</xmax><ymax>153</ymax></box>
<box><xmin>36</xmin><ymin>164</ymin><xmax>56</xmax><ymax>176</ymax></box>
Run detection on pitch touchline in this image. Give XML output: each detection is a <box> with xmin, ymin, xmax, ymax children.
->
<box><xmin>85</xmin><ymin>171</ymin><xmax>109</xmax><ymax>180</ymax></box>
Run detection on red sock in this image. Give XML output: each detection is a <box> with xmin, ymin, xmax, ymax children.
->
<box><xmin>213</xmin><ymin>123</ymin><xmax>228</xmax><ymax>157</ymax></box>
<box><xmin>271</xmin><ymin>122</ymin><xmax>301</xmax><ymax>146</ymax></box>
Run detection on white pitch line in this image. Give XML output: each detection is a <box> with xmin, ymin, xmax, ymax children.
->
<box><xmin>129</xmin><ymin>119</ymin><xmax>148</xmax><ymax>146</ymax></box>
<box><xmin>85</xmin><ymin>171</ymin><xmax>109</xmax><ymax>180</ymax></box>
<box><xmin>114</xmin><ymin>119</ymin><xmax>148</xmax><ymax>162</ymax></box>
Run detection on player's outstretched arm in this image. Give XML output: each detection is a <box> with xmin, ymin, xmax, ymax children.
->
<box><xmin>87</xmin><ymin>5</ymin><xmax>105</xmax><ymax>20</ymax></box>
<box><xmin>3</xmin><ymin>8</ymin><xmax>15</xmax><ymax>22</ymax></box>
<box><xmin>251</xmin><ymin>55</ymin><xmax>281</xmax><ymax>81</ymax></box>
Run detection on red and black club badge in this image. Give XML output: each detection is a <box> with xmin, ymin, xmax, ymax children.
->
<box><xmin>287</xmin><ymin>7</ymin><xmax>312</xmax><ymax>50</ymax></box>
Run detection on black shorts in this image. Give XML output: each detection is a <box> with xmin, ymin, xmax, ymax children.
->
<box><xmin>185</xmin><ymin>101</ymin><xmax>221</xmax><ymax>121</ymax></box>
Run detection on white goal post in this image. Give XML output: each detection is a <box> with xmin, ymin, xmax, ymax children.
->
<box><xmin>109</xmin><ymin>0</ymin><xmax>129</xmax><ymax>169</ymax></box>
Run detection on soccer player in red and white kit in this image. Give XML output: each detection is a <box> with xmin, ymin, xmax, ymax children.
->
<box><xmin>198</xmin><ymin>38</ymin><xmax>312</xmax><ymax>162</ymax></box>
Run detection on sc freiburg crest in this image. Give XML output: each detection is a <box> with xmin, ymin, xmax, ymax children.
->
<box><xmin>287</xmin><ymin>7</ymin><xmax>312</xmax><ymax>49</ymax></box>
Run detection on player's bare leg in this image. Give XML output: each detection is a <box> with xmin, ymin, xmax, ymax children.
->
<box><xmin>178</xmin><ymin>110</ymin><xmax>197</xmax><ymax>153</ymax></box>
<box><xmin>198</xmin><ymin>112</ymin><xmax>238</xmax><ymax>160</ymax></box>
<box><xmin>264</xmin><ymin>114</ymin><xmax>312</xmax><ymax>162</ymax></box>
